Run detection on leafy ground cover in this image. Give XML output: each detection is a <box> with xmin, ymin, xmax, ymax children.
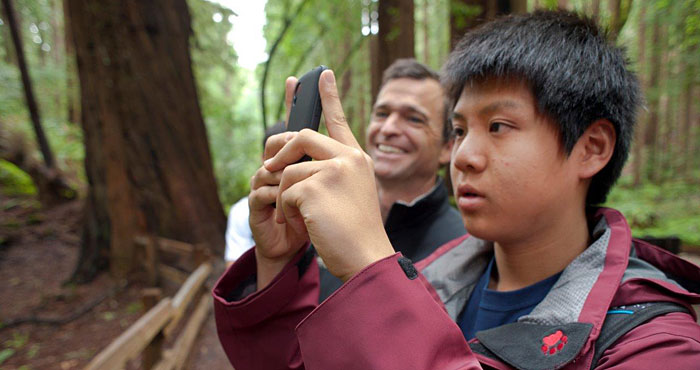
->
<box><xmin>606</xmin><ymin>177</ymin><xmax>700</xmax><ymax>251</ymax></box>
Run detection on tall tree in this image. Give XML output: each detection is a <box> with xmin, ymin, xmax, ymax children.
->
<box><xmin>644</xmin><ymin>10</ymin><xmax>663</xmax><ymax>183</ymax></box>
<box><xmin>450</xmin><ymin>0</ymin><xmax>488</xmax><ymax>49</ymax></box>
<box><xmin>450</xmin><ymin>0</ymin><xmax>526</xmax><ymax>49</ymax></box>
<box><xmin>260</xmin><ymin>0</ymin><xmax>313</xmax><ymax>131</ymax></box>
<box><xmin>632</xmin><ymin>1</ymin><xmax>646</xmax><ymax>186</ymax></box>
<box><xmin>67</xmin><ymin>0</ymin><xmax>226</xmax><ymax>281</ymax></box>
<box><xmin>607</xmin><ymin>0</ymin><xmax>633</xmax><ymax>41</ymax></box>
<box><xmin>680</xmin><ymin>45</ymin><xmax>696</xmax><ymax>177</ymax></box>
<box><xmin>62</xmin><ymin>0</ymin><xmax>79</xmax><ymax>124</ymax></box>
<box><xmin>590</xmin><ymin>0</ymin><xmax>601</xmax><ymax>21</ymax></box>
<box><xmin>2</xmin><ymin>0</ymin><xmax>56</xmax><ymax>170</ymax></box>
<box><xmin>2</xmin><ymin>0</ymin><xmax>75</xmax><ymax>206</ymax></box>
<box><xmin>371</xmin><ymin>0</ymin><xmax>415</xmax><ymax>100</ymax></box>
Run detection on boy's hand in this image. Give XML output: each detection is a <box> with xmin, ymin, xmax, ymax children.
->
<box><xmin>264</xmin><ymin>70</ymin><xmax>394</xmax><ymax>283</ymax></box>
<box><xmin>248</xmin><ymin>77</ymin><xmax>308</xmax><ymax>290</ymax></box>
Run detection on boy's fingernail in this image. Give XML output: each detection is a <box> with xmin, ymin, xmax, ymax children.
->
<box><xmin>264</xmin><ymin>158</ymin><xmax>272</xmax><ymax>167</ymax></box>
<box><xmin>323</xmin><ymin>70</ymin><xmax>335</xmax><ymax>85</ymax></box>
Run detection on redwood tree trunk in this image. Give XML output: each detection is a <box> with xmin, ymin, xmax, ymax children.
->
<box><xmin>449</xmin><ymin>0</ymin><xmax>524</xmax><ymax>50</ymax></box>
<box><xmin>371</xmin><ymin>0</ymin><xmax>415</xmax><ymax>101</ymax></box>
<box><xmin>67</xmin><ymin>0</ymin><xmax>226</xmax><ymax>281</ymax></box>
<box><xmin>645</xmin><ymin>16</ymin><xmax>662</xmax><ymax>183</ymax></box>
<box><xmin>632</xmin><ymin>2</ymin><xmax>646</xmax><ymax>186</ymax></box>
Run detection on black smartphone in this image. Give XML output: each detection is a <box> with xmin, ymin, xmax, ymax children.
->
<box><xmin>287</xmin><ymin>65</ymin><xmax>328</xmax><ymax>133</ymax></box>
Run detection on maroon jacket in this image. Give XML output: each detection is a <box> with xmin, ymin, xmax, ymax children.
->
<box><xmin>213</xmin><ymin>208</ymin><xmax>700</xmax><ymax>369</ymax></box>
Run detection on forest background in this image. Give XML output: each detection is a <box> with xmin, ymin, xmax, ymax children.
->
<box><xmin>1</xmin><ymin>0</ymin><xmax>699</xmax><ymax>251</ymax></box>
<box><xmin>0</xmin><ymin>0</ymin><xmax>699</xmax><ymax>368</ymax></box>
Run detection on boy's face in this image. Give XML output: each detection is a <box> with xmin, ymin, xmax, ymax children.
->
<box><xmin>367</xmin><ymin>78</ymin><xmax>450</xmax><ymax>184</ymax></box>
<box><xmin>450</xmin><ymin>79</ymin><xmax>581</xmax><ymax>243</ymax></box>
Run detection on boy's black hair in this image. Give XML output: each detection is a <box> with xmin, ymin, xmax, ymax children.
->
<box><xmin>381</xmin><ymin>58</ymin><xmax>452</xmax><ymax>143</ymax></box>
<box><xmin>442</xmin><ymin>10</ymin><xmax>641</xmax><ymax>205</ymax></box>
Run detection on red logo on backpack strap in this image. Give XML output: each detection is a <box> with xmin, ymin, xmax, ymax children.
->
<box><xmin>541</xmin><ymin>330</ymin><xmax>568</xmax><ymax>355</ymax></box>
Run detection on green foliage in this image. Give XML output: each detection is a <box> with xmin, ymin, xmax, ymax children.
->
<box><xmin>0</xmin><ymin>348</ymin><xmax>15</xmax><ymax>365</ymax></box>
<box><xmin>450</xmin><ymin>0</ymin><xmax>482</xmax><ymax>29</ymax></box>
<box><xmin>0</xmin><ymin>160</ymin><xmax>36</xmax><ymax>196</ymax></box>
<box><xmin>4</xmin><ymin>332</ymin><xmax>29</xmax><ymax>350</ymax></box>
<box><xmin>0</xmin><ymin>0</ymin><xmax>84</xmax><ymax>184</ymax></box>
<box><xmin>125</xmin><ymin>301</ymin><xmax>144</xmax><ymax>314</ymax></box>
<box><xmin>188</xmin><ymin>0</ymin><xmax>264</xmax><ymax>208</ymax></box>
<box><xmin>606</xmin><ymin>179</ymin><xmax>700</xmax><ymax>247</ymax></box>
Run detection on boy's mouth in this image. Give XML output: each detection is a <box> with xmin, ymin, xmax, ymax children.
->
<box><xmin>456</xmin><ymin>184</ymin><xmax>486</xmax><ymax>211</ymax></box>
<box><xmin>457</xmin><ymin>184</ymin><xmax>484</xmax><ymax>198</ymax></box>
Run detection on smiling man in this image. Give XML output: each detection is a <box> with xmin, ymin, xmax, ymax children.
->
<box><xmin>317</xmin><ymin>59</ymin><xmax>466</xmax><ymax>300</ymax></box>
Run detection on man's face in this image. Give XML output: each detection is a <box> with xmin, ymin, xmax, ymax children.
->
<box><xmin>450</xmin><ymin>79</ymin><xmax>580</xmax><ymax>244</ymax></box>
<box><xmin>366</xmin><ymin>78</ymin><xmax>450</xmax><ymax>184</ymax></box>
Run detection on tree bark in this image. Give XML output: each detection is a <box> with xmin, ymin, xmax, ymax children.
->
<box><xmin>371</xmin><ymin>0</ymin><xmax>415</xmax><ymax>101</ymax></box>
<box><xmin>422</xmin><ymin>0</ymin><xmax>429</xmax><ymax>64</ymax></box>
<box><xmin>62</xmin><ymin>0</ymin><xmax>80</xmax><ymax>125</ymax></box>
<box><xmin>608</xmin><ymin>0</ymin><xmax>633</xmax><ymax>41</ymax></box>
<box><xmin>449</xmin><ymin>0</ymin><xmax>522</xmax><ymax>50</ymax></box>
<box><xmin>632</xmin><ymin>2</ymin><xmax>646</xmax><ymax>186</ymax></box>
<box><xmin>67</xmin><ymin>0</ymin><xmax>226</xmax><ymax>281</ymax></box>
<box><xmin>681</xmin><ymin>47</ymin><xmax>695</xmax><ymax>177</ymax></box>
<box><xmin>450</xmin><ymin>0</ymin><xmax>488</xmax><ymax>49</ymax></box>
<box><xmin>591</xmin><ymin>0</ymin><xmax>601</xmax><ymax>21</ymax></box>
<box><xmin>644</xmin><ymin>15</ymin><xmax>662</xmax><ymax>183</ymax></box>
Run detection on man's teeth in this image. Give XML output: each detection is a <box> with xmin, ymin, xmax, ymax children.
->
<box><xmin>378</xmin><ymin>144</ymin><xmax>404</xmax><ymax>154</ymax></box>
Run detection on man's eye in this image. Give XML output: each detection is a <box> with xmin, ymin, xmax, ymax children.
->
<box><xmin>452</xmin><ymin>127</ymin><xmax>466</xmax><ymax>138</ymax></box>
<box><xmin>374</xmin><ymin>111</ymin><xmax>388</xmax><ymax>118</ymax></box>
<box><xmin>408</xmin><ymin>116</ymin><xmax>424</xmax><ymax>124</ymax></box>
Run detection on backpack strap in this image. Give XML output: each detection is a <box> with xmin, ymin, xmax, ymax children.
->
<box><xmin>591</xmin><ymin>302</ymin><xmax>689</xmax><ymax>369</ymax></box>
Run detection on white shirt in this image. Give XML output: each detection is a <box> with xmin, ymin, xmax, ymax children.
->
<box><xmin>225</xmin><ymin>197</ymin><xmax>255</xmax><ymax>262</ymax></box>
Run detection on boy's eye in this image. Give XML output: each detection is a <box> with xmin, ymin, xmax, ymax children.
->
<box><xmin>452</xmin><ymin>127</ymin><xmax>466</xmax><ymax>138</ymax></box>
<box><xmin>489</xmin><ymin>122</ymin><xmax>508</xmax><ymax>133</ymax></box>
<box><xmin>373</xmin><ymin>111</ymin><xmax>388</xmax><ymax>119</ymax></box>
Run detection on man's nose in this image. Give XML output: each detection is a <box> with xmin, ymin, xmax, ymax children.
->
<box><xmin>452</xmin><ymin>133</ymin><xmax>487</xmax><ymax>173</ymax></box>
<box><xmin>378</xmin><ymin>112</ymin><xmax>402</xmax><ymax>136</ymax></box>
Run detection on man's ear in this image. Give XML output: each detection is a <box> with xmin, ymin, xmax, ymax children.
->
<box><xmin>439</xmin><ymin>138</ymin><xmax>453</xmax><ymax>166</ymax></box>
<box><xmin>574</xmin><ymin>119</ymin><xmax>616</xmax><ymax>179</ymax></box>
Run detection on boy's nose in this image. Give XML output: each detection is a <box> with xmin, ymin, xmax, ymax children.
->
<box><xmin>452</xmin><ymin>135</ymin><xmax>487</xmax><ymax>173</ymax></box>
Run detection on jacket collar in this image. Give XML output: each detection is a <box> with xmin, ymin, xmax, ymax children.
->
<box><xmin>384</xmin><ymin>177</ymin><xmax>449</xmax><ymax>233</ymax></box>
<box><xmin>421</xmin><ymin>207</ymin><xmax>700</xmax><ymax>369</ymax></box>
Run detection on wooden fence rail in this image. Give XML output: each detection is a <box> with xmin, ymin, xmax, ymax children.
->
<box><xmin>85</xmin><ymin>239</ymin><xmax>213</xmax><ymax>370</ymax></box>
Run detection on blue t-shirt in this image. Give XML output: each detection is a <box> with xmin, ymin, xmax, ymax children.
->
<box><xmin>458</xmin><ymin>257</ymin><xmax>562</xmax><ymax>340</ymax></box>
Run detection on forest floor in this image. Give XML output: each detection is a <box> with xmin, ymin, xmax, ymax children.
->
<box><xmin>0</xmin><ymin>194</ymin><xmax>231</xmax><ymax>369</ymax></box>
<box><xmin>1</xmin><ymin>193</ymin><xmax>699</xmax><ymax>369</ymax></box>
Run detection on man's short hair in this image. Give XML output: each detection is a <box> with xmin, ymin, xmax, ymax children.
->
<box><xmin>442</xmin><ymin>10</ymin><xmax>641</xmax><ymax>205</ymax></box>
<box><xmin>381</xmin><ymin>59</ymin><xmax>451</xmax><ymax>143</ymax></box>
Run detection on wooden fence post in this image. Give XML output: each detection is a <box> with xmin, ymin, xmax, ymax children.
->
<box><xmin>142</xmin><ymin>288</ymin><xmax>164</xmax><ymax>369</ymax></box>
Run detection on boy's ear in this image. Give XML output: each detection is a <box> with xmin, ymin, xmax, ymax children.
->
<box><xmin>574</xmin><ymin>119</ymin><xmax>616</xmax><ymax>180</ymax></box>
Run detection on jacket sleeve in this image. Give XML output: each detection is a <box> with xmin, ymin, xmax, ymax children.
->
<box><xmin>213</xmin><ymin>250</ymin><xmax>483</xmax><ymax>370</ymax></box>
<box><xmin>213</xmin><ymin>246</ymin><xmax>319</xmax><ymax>370</ymax></box>
<box><xmin>594</xmin><ymin>311</ymin><xmax>700</xmax><ymax>369</ymax></box>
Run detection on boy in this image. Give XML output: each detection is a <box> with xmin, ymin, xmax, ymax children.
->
<box><xmin>214</xmin><ymin>11</ymin><xmax>700</xmax><ymax>369</ymax></box>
